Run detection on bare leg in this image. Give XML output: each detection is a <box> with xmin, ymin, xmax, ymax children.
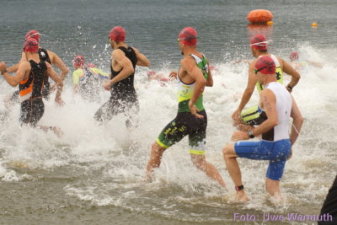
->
<box><xmin>145</xmin><ymin>142</ymin><xmax>166</xmax><ymax>181</ymax></box>
<box><xmin>223</xmin><ymin>144</ymin><xmax>249</xmax><ymax>202</ymax></box>
<box><xmin>190</xmin><ymin>154</ymin><xmax>226</xmax><ymax>188</ymax></box>
<box><xmin>265</xmin><ymin>178</ymin><xmax>282</xmax><ymax>199</ymax></box>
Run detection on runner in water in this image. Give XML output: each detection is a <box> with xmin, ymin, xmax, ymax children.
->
<box><xmin>232</xmin><ymin>34</ymin><xmax>301</xmax><ymax>127</ymax></box>
<box><xmin>72</xmin><ymin>55</ymin><xmax>109</xmax><ymax>101</ymax></box>
<box><xmin>94</xmin><ymin>26</ymin><xmax>150</xmax><ymax>126</ymax></box>
<box><xmin>145</xmin><ymin>27</ymin><xmax>226</xmax><ymax>188</ymax></box>
<box><xmin>5</xmin><ymin>30</ymin><xmax>68</xmax><ymax>105</ymax></box>
<box><xmin>223</xmin><ymin>56</ymin><xmax>303</xmax><ymax>202</ymax></box>
<box><xmin>0</xmin><ymin>38</ymin><xmax>63</xmax><ymax>134</ymax></box>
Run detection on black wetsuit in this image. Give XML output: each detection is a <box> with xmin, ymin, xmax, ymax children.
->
<box><xmin>19</xmin><ymin>60</ymin><xmax>47</xmax><ymax>126</ymax></box>
<box><xmin>318</xmin><ymin>175</ymin><xmax>337</xmax><ymax>225</ymax></box>
<box><xmin>94</xmin><ymin>46</ymin><xmax>138</xmax><ymax>124</ymax></box>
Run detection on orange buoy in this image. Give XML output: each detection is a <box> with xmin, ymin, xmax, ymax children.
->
<box><xmin>247</xmin><ymin>9</ymin><xmax>273</xmax><ymax>24</ymax></box>
<box><xmin>311</xmin><ymin>22</ymin><xmax>318</xmax><ymax>28</ymax></box>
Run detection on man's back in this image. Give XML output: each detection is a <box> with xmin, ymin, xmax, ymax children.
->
<box><xmin>262</xmin><ymin>82</ymin><xmax>292</xmax><ymax>141</ymax></box>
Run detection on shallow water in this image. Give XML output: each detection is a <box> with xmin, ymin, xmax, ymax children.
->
<box><xmin>1</xmin><ymin>0</ymin><xmax>337</xmax><ymax>225</ymax></box>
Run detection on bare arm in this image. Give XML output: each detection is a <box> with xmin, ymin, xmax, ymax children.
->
<box><xmin>250</xmin><ymin>89</ymin><xmax>278</xmax><ymax>137</ymax></box>
<box><xmin>1</xmin><ymin>61</ymin><xmax>30</xmax><ymax>87</ymax></box>
<box><xmin>237</xmin><ymin>62</ymin><xmax>258</xmax><ymax>111</ymax></box>
<box><xmin>133</xmin><ymin>47</ymin><xmax>150</xmax><ymax>67</ymax></box>
<box><xmin>7</xmin><ymin>63</ymin><xmax>19</xmax><ymax>73</ymax></box>
<box><xmin>48</xmin><ymin>50</ymin><xmax>69</xmax><ymax>80</ymax></box>
<box><xmin>290</xmin><ymin>97</ymin><xmax>304</xmax><ymax>145</ymax></box>
<box><xmin>104</xmin><ymin>49</ymin><xmax>134</xmax><ymax>89</ymax></box>
<box><xmin>205</xmin><ymin>62</ymin><xmax>213</xmax><ymax>87</ymax></box>
<box><xmin>280</xmin><ymin>57</ymin><xmax>301</xmax><ymax>91</ymax></box>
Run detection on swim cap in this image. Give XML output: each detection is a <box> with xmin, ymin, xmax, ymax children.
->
<box><xmin>25</xmin><ymin>30</ymin><xmax>41</xmax><ymax>42</ymax></box>
<box><xmin>255</xmin><ymin>55</ymin><xmax>275</xmax><ymax>74</ymax></box>
<box><xmin>23</xmin><ymin>38</ymin><xmax>39</xmax><ymax>53</ymax></box>
<box><xmin>178</xmin><ymin>27</ymin><xmax>197</xmax><ymax>46</ymax></box>
<box><xmin>109</xmin><ymin>26</ymin><xmax>126</xmax><ymax>42</ymax></box>
<box><xmin>289</xmin><ymin>51</ymin><xmax>299</xmax><ymax>61</ymax></box>
<box><xmin>250</xmin><ymin>34</ymin><xmax>268</xmax><ymax>51</ymax></box>
<box><xmin>73</xmin><ymin>55</ymin><xmax>85</xmax><ymax>67</ymax></box>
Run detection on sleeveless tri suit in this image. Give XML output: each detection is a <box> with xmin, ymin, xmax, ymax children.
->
<box><xmin>10</xmin><ymin>48</ymin><xmax>51</xmax><ymax>102</ymax></box>
<box><xmin>94</xmin><ymin>46</ymin><xmax>139</xmax><ymax>125</ymax></box>
<box><xmin>240</xmin><ymin>54</ymin><xmax>284</xmax><ymax>125</ymax></box>
<box><xmin>235</xmin><ymin>82</ymin><xmax>292</xmax><ymax>180</ymax></box>
<box><xmin>19</xmin><ymin>60</ymin><xmax>47</xmax><ymax>126</ymax></box>
<box><xmin>156</xmin><ymin>54</ymin><xmax>209</xmax><ymax>155</ymax></box>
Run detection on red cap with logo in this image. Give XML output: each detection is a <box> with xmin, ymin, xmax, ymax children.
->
<box><xmin>250</xmin><ymin>34</ymin><xmax>268</xmax><ymax>51</ymax></box>
<box><xmin>178</xmin><ymin>27</ymin><xmax>197</xmax><ymax>46</ymax></box>
<box><xmin>23</xmin><ymin>38</ymin><xmax>39</xmax><ymax>53</ymax></box>
<box><xmin>255</xmin><ymin>55</ymin><xmax>276</xmax><ymax>74</ymax></box>
<box><xmin>109</xmin><ymin>26</ymin><xmax>126</xmax><ymax>42</ymax></box>
<box><xmin>73</xmin><ymin>55</ymin><xmax>85</xmax><ymax>67</ymax></box>
<box><xmin>25</xmin><ymin>30</ymin><xmax>41</xmax><ymax>42</ymax></box>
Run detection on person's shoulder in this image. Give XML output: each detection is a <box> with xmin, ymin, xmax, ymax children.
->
<box><xmin>112</xmin><ymin>48</ymin><xmax>125</xmax><ymax>56</ymax></box>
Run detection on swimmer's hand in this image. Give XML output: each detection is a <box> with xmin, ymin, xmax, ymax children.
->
<box><xmin>231</xmin><ymin>130</ymin><xmax>249</xmax><ymax>141</ymax></box>
<box><xmin>232</xmin><ymin>109</ymin><xmax>242</xmax><ymax>125</ymax></box>
<box><xmin>188</xmin><ymin>100</ymin><xmax>204</xmax><ymax>119</ymax></box>
<box><xmin>103</xmin><ymin>80</ymin><xmax>113</xmax><ymax>91</ymax></box>
<box><xmin>169</xmin><ymin>71</ymin><xmax>178</xmax><ymax>80</ymax></box>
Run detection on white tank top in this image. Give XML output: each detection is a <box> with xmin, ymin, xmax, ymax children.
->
<box><xmin>262</xmin><ymin>82</ymin><xmax>292</xmax><ymax>141</ymax></box>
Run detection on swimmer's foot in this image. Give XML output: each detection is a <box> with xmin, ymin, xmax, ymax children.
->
<box><xmin>235</xmin><ymin>190</ymin><xmax>250</xmax><ymax>203</ymax></box>
<box><xmin>269</xmin><ymin>192</ymin><xmax>284</xmax><ymax>206</ymax></box>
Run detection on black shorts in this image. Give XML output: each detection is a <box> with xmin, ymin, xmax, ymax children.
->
<box><xmin>20</xmin><ymin>98</ymin><xmax>44</xmax><ymax>126</ymax></box>
<box><xmin>156</xmin><ymin>110</ymin><xmax>207</xmax><ymax>155</ymax></box>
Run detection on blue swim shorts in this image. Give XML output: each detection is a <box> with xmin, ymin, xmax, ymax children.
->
<box><xmin>234</xmin><ymin>139</ymin><xmax>291</xmax><ymax>180</ymax></box>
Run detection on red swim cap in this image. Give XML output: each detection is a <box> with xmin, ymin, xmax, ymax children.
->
<box><xmin>23</xmin><ymin>38</ymin><xmax>39</xmax><ymax>53</ymax></box>
<box><xmin>178</xmin><ymin>27</ymin><xmax>197</xmax><ymax>46</ymax></box>
<box><xmin>255</xmin><ymin>55</ymin><xmax>275</xmax><ymax>74</ymax></box>
<box><xmin>73</xmin><ymin>55</ymin><xmax>85</xmax><ymax>67</ymax></box>
<box><xmin>289</xmin><ymin>51</ymin><xmax>299</xmax><ymax>61</ymax></box>
<box><xmin>25</xmin><ymin>30</ymin><xmax>40</xmax><ymax>42</ymax></box>
<box><xmin>109</xmin><ymin>26</ymin><xmax>126</xmax><ymax>42</ymax></box>
<box><xmin>250</xmin><ymin>34</ymin><xmax>268</xmax><ymax>51</ymax></box>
